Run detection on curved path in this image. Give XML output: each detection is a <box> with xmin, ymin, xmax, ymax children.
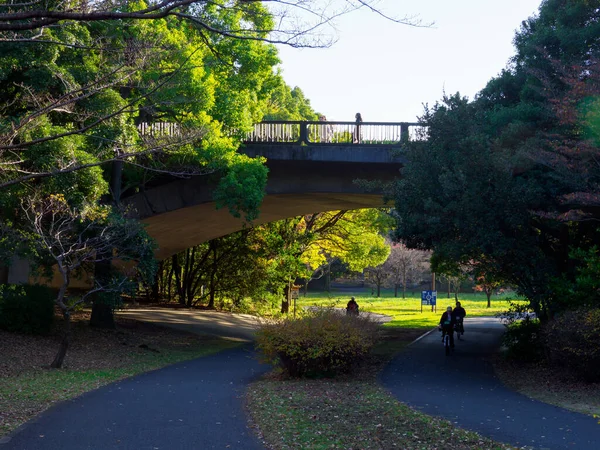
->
<box><xmin>1</xmin><ymin>345</ymin><xmax>269</xmax><ymax>450</ymax></box>
<box><xmin>118</xmin><ymin>308</ymin><xmax>261</xmax><ymax>342</ymax></box>
<box><xmin>381</xmin><ymin>317</ymin><xmax>599</xmax><ymax>450</ymax></box>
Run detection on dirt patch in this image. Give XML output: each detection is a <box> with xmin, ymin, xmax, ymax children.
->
<box><xmin>493</xmin><ymin>356</ymin><xmax>600</xmax><ymax>417</ymax></box>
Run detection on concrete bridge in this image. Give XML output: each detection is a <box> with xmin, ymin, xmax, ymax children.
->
<box><xmin>4</xmin><ymin>121</ymin><xmax>419</xmax><ymax>284</ymax></box>
<box><xmin>126</xmin><ymin>121</ymin><xmax>420</xmax><ymax>260</ymax></box>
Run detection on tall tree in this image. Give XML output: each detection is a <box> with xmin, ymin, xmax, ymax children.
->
<box><xmin>392</xmin><ymin>0</ymin><xmax>600</xmax><ymax>320</ymax></box>
<box><xmin>385</xmin><ymin>242</ymin><xmax>430</xmax><ymax>298</ymax></box>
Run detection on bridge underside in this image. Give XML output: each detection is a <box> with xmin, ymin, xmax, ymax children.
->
<box><xmin>126</xmin><ymin>156</ymin><xmax>403</xmax><ymax>260</ymax></box>
<box><xmin>144</xmin><ymin>192</ymin><xmax>389</xmax><ymax>260</ymax></box>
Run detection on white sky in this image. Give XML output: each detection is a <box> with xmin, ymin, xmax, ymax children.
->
<box><xmin>275</xmin><ymin>0</ymin><xmax>543</xmax><ymax>122</ymax></box>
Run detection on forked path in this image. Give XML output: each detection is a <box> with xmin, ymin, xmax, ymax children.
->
<box><xmin>381</xmin><ymin>317</ymin><xmax>599</xmax><ymax>449</ymax></box>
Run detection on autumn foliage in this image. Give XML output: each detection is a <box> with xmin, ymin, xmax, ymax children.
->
<box><xmin>255</xmin><ymin>309</ymin><xmax>379</xmax><ymax>377</ymax></box>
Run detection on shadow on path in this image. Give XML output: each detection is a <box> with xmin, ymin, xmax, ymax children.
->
<box><xmin>381</xmin><ymin>317</ymin><xmax>599</xmax><ymax>449</ymax></box>
<box><xmin>119</xmin><ymin>309</ymin><xmax>260</xmax><ymax>342</ymax></box>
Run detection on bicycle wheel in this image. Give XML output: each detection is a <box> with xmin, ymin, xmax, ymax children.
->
<box><xmin>445</xmin><ymin>334</ymin><xmax>450</xmax><ymax>356</ymax></box>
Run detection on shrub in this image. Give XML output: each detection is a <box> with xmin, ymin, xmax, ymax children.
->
<box><xmin>499</xmin><ymin>301</ymin><xmax>543</xmax><ymax>361</ymax></box>
<box><xmin>501</xmin><ymin>318</ymin><xmax>543</xmax><ymax>361</ymax></box>
<box><xmin>544</xmin><ymin>308</ymin><xmax>600</xmax><ymax>382</ymax></box>
<box><xmin>255</xmin><ymin>308</ymin><xmax>380</xmax><ymax>377</ymax></box>
<box><xmin>0</xmin><ymin>284</ymin><xmax>55</xmax><ymax>334</ymax></box>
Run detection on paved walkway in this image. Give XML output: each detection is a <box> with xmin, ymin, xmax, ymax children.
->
<box><xmin>118</xmin><ymin>308</ymin><xmax>261</xmax><ymax>342</ymax></box>
<box><xmin>1</xmin><ymin>345</ymin><xmax>268</xmax><ymax>450</ymax></box>
<box><xmin>381</xmin><ymin>317</ymin><xmax>599</xmax><ymax>449</ymax></box>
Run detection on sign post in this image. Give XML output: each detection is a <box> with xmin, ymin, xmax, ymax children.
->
<box><xmin>291</xmin><ymin>285</ymin><xmax>300</xmax><ymax>318</ymax></box>
<box><xmin>421</xmin><ymin>290</ymin><xmax>437</xmax><ymax>313</ymax></box>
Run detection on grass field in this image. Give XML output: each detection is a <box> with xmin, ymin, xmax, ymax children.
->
<box><xmin>296</xmin><ymin>289</ymin><xmax>519</xmax><ymax>329</ymax></box>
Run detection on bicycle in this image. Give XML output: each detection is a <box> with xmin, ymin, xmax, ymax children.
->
<box><xmin>454</xmin><ymin>317</ymin><xmax>464</xmax><ymax>341</ymax></box>
<box><xmin>440</xmin><ymin>328</ymin><xmax>452</xmax><ymax>356</ymax></box>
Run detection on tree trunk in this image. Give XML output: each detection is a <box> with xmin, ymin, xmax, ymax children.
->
<box><xmin>376</xmin><ymin>283</ymin><xmax>381</xmax><ymax>298</ymax></box>
<box><xmin>486</xmin><ymin>291</ymin><xmax>492</xmax><ymax>308</ymax></box>
<box><xmin>394</xmin><ymin>284</ymin><xmax>398</xmax><ymax>297</ymax></box>
<box><xmin>51</xmin><ymin>311</ymin><xmax>71</xmax><ymax>368</ymax></box>
<box><xmin>403</xmin><ymin>284</ymin><xmax>406</xmax><ymax>299</ymax></box>
<box><xmin>281</xmin><ymin>283</ymin><xmax>290</xmax><ymax>314</ymax></box>
<box><xmin>208</xmin><ymin>242</ymin><xmax>217</xmax><ymax>309</ymax></box>
<box><xmin>90</xmin><ymin>260</ymin><xmax>116</xmax><ymax>329</ymax></box>
<box><xmin>90</xmin><ymin>302</ymin><xmax>116</xmax><ymax>329</ymax></box>
<box><xmin>325</xmin><ymin>264</ymin><xmax>331</xmax><ymax>292</ymax></box>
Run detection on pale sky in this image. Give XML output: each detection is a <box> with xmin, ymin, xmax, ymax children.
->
<box><xmin>275</xmin><ymin>0</ymin><xmax>543</xmax><ymax>122</ymax></box>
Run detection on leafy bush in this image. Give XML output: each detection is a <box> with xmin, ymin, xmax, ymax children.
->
<box><xmin>0</xmin><ymin>284</ymin><xmax>55</xmax><ymax>334</ymax></box>
<box><xmin>499</xmin><ymin>301</ymin><xmax>543</xmax><ymax>361</ymax></box>
<box><xmin>255</xmin><ymin>308</ymin><xmax>380</xmax><ymax>377</ymax></box>
<box><xmin>501</xmin><ymin>318</ymin><xmax>543</xmax><ymax>361</ymax></box>
<box><xmin>544</xmin><ymin>308</ymin><xmax>600</xmax><ymax>382</ymax></box>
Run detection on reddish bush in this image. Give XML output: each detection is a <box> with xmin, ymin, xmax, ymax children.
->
<box><xmin>255</xmin><ymin>308</ymin><xmax>379</xmax><ymax>377</ymax></box>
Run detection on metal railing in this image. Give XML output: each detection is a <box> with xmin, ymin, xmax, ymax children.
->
<box><xmin>137</xmin><ymin>121</ymin><xmax>426</xmax><ymax>145</ymax></box>
<box><xmin>244</xmin><ymin>121</ymin><xmax>421</xmax><ymax>145</ymax></box>
<box><xmin>137</xmin><ymin>122</ymin><xmax>180</xmax><ymax>137</ymax></box>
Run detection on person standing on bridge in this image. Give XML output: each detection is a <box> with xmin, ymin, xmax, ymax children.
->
<box><xmin>319</xmin><ymin>115</ymin><xmax>333</xmax><ymax>143</ymax></box>
<box><xmin>353</xmin><ymin>112</ymin><xmax>362</xmax><ymax>144</ymax></box>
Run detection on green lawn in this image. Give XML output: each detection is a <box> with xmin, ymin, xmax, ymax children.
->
<box><xmin>296</xmin><ymin>289</ymin><xmax>519</xmax><ymax>329</ymax></box>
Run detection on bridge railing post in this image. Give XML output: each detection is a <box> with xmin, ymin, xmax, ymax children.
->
<box><xmin>299</xmin><ymin>121</ymin><xmax>309</xmax><ymax>144</ymax></box>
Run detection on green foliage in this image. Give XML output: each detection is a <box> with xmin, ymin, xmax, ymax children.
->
<box><xmin>0</xmin><ymin>284</ymin><xmax>55</xmax><ymax>335</ymax></box>
<box><xmin>255</xmin><ymin>309</ymin><xmax>380</xmax><ymax>377</ymax></box>
<box><xmin>501</xmin><ymin>319</ymin><xmax>543</xmax><ymax>362</ymax></box>
<box><xmin>544</xmin><ymin>308</ymin><xmax>600</xmax><ymax>382</ymax></box>
<box><xmin>214</xmin><ymin>154</ymin><xmax>268</xmax><ymax>222</ymax></box>
<box><xmin>392</xmin><ymin>0</ymin><xmax>600</xmax><ymax>320</ymax></box>
<box><xmin>550</xmin><ymin>246</ymin><xmax>600</xmax><ymax>313</ymax></box>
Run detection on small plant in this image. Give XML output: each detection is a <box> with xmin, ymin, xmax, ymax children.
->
<box><xmin>0</xmin><ymin>284</ymin><xmax>55</xmax><ymax>335</ymax></box>
<box><xmin>499</xmin><ymin>301</ymin><xmax>543</xmax><ymax>361</ymax></box>
<box><xmin>255</xmin><ymin>308</ymin><xmax>380</xmax><ymax>377</ymax></box>
<box><xmin>544</xmin><ymin>308</ymin><xmax>600</xmax><ymax>382</ymax></box>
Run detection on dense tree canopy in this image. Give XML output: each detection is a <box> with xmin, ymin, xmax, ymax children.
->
<box><xmin>393</xmin><ymin>0</ymin><xmax>600</xmax><ymax>319</ymax></box>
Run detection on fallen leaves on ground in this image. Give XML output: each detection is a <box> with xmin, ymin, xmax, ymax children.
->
<box><xmin>493</xmin><ymin>356</ymin><xmax>600</xmax><ymax>417</ymax></box>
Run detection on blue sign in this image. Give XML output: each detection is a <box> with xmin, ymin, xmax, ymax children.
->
<box><xmin>421</xmin><ymin>290</ymin><xmax>437</xmax><ymax>306</ymax></box>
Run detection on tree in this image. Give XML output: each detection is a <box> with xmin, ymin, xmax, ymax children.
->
<box><xmin>392</xmin><ymin>0</ymin><xmax>600</xmax><ymax>320</ymax></box>
<box><xmin>152</xmin><ymin>208</ymin><xmax>391</xmax><ymax>312</ymax></box>
<box><xmin>385</xmin><ymin>241</ymin><xmax>430</xmax><ymax>298</ymax></box>
<box><xmin>472</xmin><ymin>271</ymin><xmax>503</xmax><ymax>308</ymax></box>
<box><xmin>364</xmin><ymin>264</ymin><xmax>389</xmax><ymax>298</ymax></box>
<box><xmin>18</xmin><ymin>194</ymin><xmax>155</xmax><ymax>368</ymax></box>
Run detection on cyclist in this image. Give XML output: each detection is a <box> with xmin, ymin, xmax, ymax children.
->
<box><xmin>452</xmin><ymin>301</ymin><xmax>466</xmax><ymax>335</ymax></box>
<box><xmin>439</xmin><ymin>306</ymin><xmax>455</xmax><ymax>349</ymax></box>
<box><xmin>346</xmin><ymin>297</ymin><xmax>359</xmax><ymax>316</ymax></box>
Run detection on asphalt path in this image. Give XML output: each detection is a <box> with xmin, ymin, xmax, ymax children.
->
<box><xmin>380</xmin><ymin>317</ymin><xmax>600</xmax><ymax>450</ymax></box>
<box><xmin>1</xmin><ymin>345</ymin><xmax>269</xmax><ymax>450</ymax></box>
<box><xmin>118</xmin><ymin>308</ymin><xmax>261</xmax><ymax>342</ymax></box>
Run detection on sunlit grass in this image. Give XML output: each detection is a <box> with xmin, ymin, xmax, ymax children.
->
<box><xmin>296</xmin><ymin>289</ymin><xmax>521</xmax><ymax>329</ymax></box>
